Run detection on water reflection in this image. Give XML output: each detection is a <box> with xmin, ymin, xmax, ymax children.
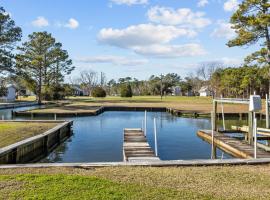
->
<box><xmin>2</xmin><ymin>106</ymin><xmax>267</xmax><ymax>162</ymax></box>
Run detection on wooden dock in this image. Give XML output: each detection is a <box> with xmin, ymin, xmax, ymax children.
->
<box><xmin>197</xmin><ymin>130</ymin><xmax>270</xmax><ymax>159</ymax></box>
<box><xmin>123</xmin><ymin>128</ymin><xmax>160</xmax><ymax>162</ymax></box>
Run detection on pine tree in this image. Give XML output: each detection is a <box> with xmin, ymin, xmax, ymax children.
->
<box><xmin>16</xmin><ymin>32</ymin><xmax>74</xmax><ymax>103</ymax></box>
<box><xmin>227</xmin><ymin>0</ymin><xmax>270</xmax><ymax>65</ymax></box>
<box><xmin>0</xmin><ymin>7</ymin><xmax>22</xmax><ymax>75</ymax></box>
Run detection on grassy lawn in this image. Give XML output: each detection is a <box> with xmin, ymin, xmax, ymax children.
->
<box><xmin>16</xmin><ymin>96</ymin><xmax>37</xmax><ymax>102</ymax></box>
<box><xmin>1</xmin><ymin>165</ymin><xmax>270</xmax><ymax>199</ymax></box>
<box><xmin>27</xmin><ymin>96</ymin><xmax>252</xmax><ymax>114</ymax></box>
<box><xmin>0</xmin><ymin>122</ymin><xmax>59</xmax><ymax>148</ymax></box>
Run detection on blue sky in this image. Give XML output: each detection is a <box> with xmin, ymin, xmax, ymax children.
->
<box><xmin>2</xmin><ymin>0</ymin><xmax>257</xmax><ymax>80</ymax></box>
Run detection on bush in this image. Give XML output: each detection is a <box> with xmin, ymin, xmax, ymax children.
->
<box><xmin>120</xmin><ymin>84</ymin><xmax>133</xmax><ymax>97</ymax></box>
<box><xmin>0</xmin><ymin>86</ymin><xmax>7</xmax><ymax>97</ymax></box>
<box><xmin>92</xmin><ymin>87</ymin><xmax>106</xmax><ymax>97</ymax></box>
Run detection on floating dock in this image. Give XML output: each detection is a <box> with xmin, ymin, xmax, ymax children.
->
<box><xmin>123</xmin><ymin>128</ymin><xmax>160</xmax><ymax>162</ymax></box>
<box><xmin>197</xmin><ymin>130</ymin><xmax>270</xmax><ymax>159</ymax></box>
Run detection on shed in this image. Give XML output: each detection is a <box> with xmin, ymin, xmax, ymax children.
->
<box><xmin>199</xmin><ymin>86</ymin><xmax>211</xmax><ymax>97</ymax></box>
<box><xmin>0</xmin><ymin>84</ymin><xmax>16</xmax><ymax>102</ymax></box>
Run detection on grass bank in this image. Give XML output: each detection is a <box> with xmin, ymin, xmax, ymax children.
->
<box><xmin>0</xmin><ymin>122</ymin><xmax>59</xmax><ymax>148</ymax></box>
<box><xmin>1</xmin><ymin>165</ymin><xmax>270</xmax><ymax>199</ymax></box>
<box><xmin>26</xmin><ymin>96</ymin><xmax>252</xmax><ymax>114</ymax></box>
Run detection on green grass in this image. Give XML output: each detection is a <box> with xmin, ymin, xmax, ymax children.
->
<box><xmin>1</xmin><ymin>165</ymin><xmax>270</xmax><ymax>199</ymax></box>
<box><xmin>0</xmin><ymin>174</ymin><xmax>207</xmax><ymax>199</ymax></box>
<box><xmin>0</xmin><ymin>122</ymin><xmax>59</xmax><ymax>148</ymax></box>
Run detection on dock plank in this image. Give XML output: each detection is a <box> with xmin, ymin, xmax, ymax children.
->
<box><xmin>197</xmin><ymin>130</ymin><xmax>270</xmax><ymax>159</ymax></box>
<box><xmin>123</xmin><ymin>128</ymin><xmax>160</xmax><ymax>162</ymax></box>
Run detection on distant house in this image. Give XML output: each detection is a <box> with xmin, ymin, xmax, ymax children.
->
<box><xmin>72</xmin><ymin>85</ymin><xmax>84</xmax><ymax>96</ymax></box>
<box><xmin>186</xmin><ymin>90</ymin><xmax>194</xmax><ymax>96</ymax></box>
<box><xmin>199</xmin><ymin>86</ymin><xmax>211</xmax><ymax>97</ymax></box>
<box><xmin>172</xmin><ymin>86</ymin><xmax>182</xmax><ymax>96</ymax></box>
<box><xmin>0</xmin><ymin>84</ymin><xmax>16</xmax><ymax>102</ymax></box>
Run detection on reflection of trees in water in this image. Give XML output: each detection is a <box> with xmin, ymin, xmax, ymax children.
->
<box><xmin>184</xmin><ymin>118</ymin><xmax>210</xmax><ymax>129</ymax></box>
<box><xmin>41</xmin><ymin>136</ymin><xmax>73</xmax><ymax>163</ymax></box>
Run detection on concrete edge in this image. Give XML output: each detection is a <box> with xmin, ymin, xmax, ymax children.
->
<box><xmin>1</xmin><ymin>158</ymin><xmax>270</xmax><ymax>169</ymax></box>
<box><xmin>0</xmin><ymin>102</ymin><xmax>39</xmax><ymax>110</ymax></box>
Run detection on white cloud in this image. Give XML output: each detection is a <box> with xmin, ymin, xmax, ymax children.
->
<box><xmin>98</xmin><ymin>24</ymin><xmax>196</xmax><ymax>48</ymax></box>
<box><xmin>197</xmin><ymin>0</ymin><xmax>209</xmax><ymax>7</ymax></box>
<box><xmin>97</xmin><ymin>23</ymin><xmax>207</xmax><ymax>58</ymax></box>
<box><xmin>220</xmin><ymin>57</ymin><xmax>242</xmax><ymax>66</ymax></box>
<box><xmin>147</xmin><ymin>6</ymin><xmax>211</xmax><ymax>28</ymax></box>
<box><xmin>110</xmin><ymin>0</ymin><xmax>148</xmax><ymax>6</ymax></box>
<box><xmin>211</xmin><ymin>21</ymin><xmax>236</xmax><ymax>39</ymax></box>
<box><xmin>76</xmin><ymin>55</ymin><xmax>148</xmax><ymax>66</ymax></box>
<box><xmin>224</xmin><ymin>0</ymin><xmax>239</xmax><ymax>12</ymax></box>
<box><xmin>133</xmin><ymin>44</ymin><xmax>207</xmax><ymax>58</ymax></box>
<box><xmin>65</xmin><ymin>18</ymin><xmax>79</xmax><ymax>29</ymax></box>
<box><xmin>31</xmin><ymin>16</ymin><xmax>49</xmax><ymax>27</ymax></box>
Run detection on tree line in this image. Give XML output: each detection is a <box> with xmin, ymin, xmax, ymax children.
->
<box><xmin>0</xmin><ymin>0</ymin><xmax>269</xmax><ymax>101</ymax></box>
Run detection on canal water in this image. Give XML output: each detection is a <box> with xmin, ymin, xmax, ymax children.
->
<box><xmin>0</xmin><ymin>106</ymin><xmax>240</xmax><ymax>162</ymax></box>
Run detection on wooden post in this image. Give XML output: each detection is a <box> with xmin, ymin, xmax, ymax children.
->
<box><xmin>154</xmin><ymin>118</ymin><xmax>158</xmax><ymax>157</ymax></box>
<box><xmin>213</xmin><ymin>100</ymin><xmax>217</xmax><ymax>131</ymax></box>
<box><xmin>266</xmin><ymin>94</ymin><xmax>269</xmax><ymax>129</ymax></box>
<box><xmin>248</xmin><ymin>111</ymin><xmax>254</xmax><ymax>144</ymax></box>
<box><xmin>211</xmin><ymin>111</ymin><xmax>217</xmax><ymax>159</ymax></box>
<box><xmin>254</xmin><ymin>118</ymin><xmax>257</xmax><ymax>159</ymax></box>
<box><xmin>144</xmin><ymin>110</ymin><xmax>147</xmax><ymax>137</ymax></box>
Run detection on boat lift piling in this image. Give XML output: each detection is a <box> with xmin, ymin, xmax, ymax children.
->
<box><xmin>202</xmin><ymin>95</ymin><xmax>265</xmax><ymax>159</ymax></box>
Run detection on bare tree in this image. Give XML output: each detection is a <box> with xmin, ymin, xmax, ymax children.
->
<box><xmin>196</xmin><ymin>61</ymin><xmax>224</xmax><ymax>97</ymax></box>
<box><xmin>79</xmin><ymin>70</ymin><xmax>98</xmax><ymax>96</ymax></box>
<box><xmin>100</xmin><ymin>72</ymin><xmax>106</xmax><ymax>87</ymax></box>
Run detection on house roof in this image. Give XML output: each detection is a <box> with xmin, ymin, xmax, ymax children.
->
<box><xmin>199</xmin><ymin>86</ymin><xmax>209</xmax><ymax>93</ymax></box>
<box><xmin>6</xmin><ymin>84</ymin><xmax>16</xmax><ymax>89</ymax></box>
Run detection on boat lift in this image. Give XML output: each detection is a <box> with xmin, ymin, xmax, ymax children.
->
<box><xmin>211</xmin><ymin>95</ymin><xmax>262</xmax><ymax>159</ymax></box>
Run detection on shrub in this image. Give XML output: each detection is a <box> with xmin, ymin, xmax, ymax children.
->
<box><xmin>92</xmin><ymin>87</ymin><xmax>106</xmax><ymax>97</ymax></box>
<box><xmin>120</xmin><ymin>84</ymin><xmax>133</xmax><ymax>97</ymax></box>
<box><xmin>0</xmin><ymin>85</ymin><xmax>7</xmax><ymax>97</ymax></box>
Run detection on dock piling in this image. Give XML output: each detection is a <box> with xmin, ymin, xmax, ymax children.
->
<box><xmin>154</xmin><ymin>118</ymin><xmax>158</xmax><ymax>157</ymax></box>
<box><xmin>266</xmin><ymin>94</ymin><xmax>269</xmax><ymax>129</ymax></box>
<box><xmin>254</xmin><ymin>118</ymin><xmax>257</xmax><ymax>159</ymax></box>
<box><xmin>144</xmin><ymin>110</ymin><xmax>147</xmax><ymax>136</ymax></box>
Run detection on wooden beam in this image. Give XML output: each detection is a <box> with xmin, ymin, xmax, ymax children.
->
<box><xmin>213</xmin><ymin>101</ymin><xmax>217</xmax><ymax>131</ymax></box>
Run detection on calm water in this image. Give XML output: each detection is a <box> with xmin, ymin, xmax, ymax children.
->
<box><xmin>41</xmin><ymin>111</ymin><xmax>231</xmax><ymax>162</ymax></box>
<box><xmin>4</xmin><ymin>106</ymin><xmax>262</xmax><ymax>162</ymax></box>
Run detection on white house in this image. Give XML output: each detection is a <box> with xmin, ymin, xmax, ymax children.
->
<box><xmin>199</xmin><ymin>86</ymin><xmax>211</xmax><ymax>97</ymax></box>
<box><xmin>0</xmin><ymin>84</ymin><xmax>16</xmax><ymax>102</ymax></box>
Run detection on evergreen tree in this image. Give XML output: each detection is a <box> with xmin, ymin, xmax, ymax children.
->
<box><xmin>16</xmin><ymin>32</ymin><xmax>74</xmax><ymax>103</ymax></box>
<box><xmin>227</xmin><ymin>0</ymin><xmax>270</xmax><ymax>65</ymax></box>
<box><xmin>0</xmin><ymin>7</ymin><xmax>22</xmax><ymax>75</ymax></box>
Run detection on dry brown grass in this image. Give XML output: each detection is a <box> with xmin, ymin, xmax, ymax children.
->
<box><xmin>28</xmin><ymin>96</ymin><xmax>255</xmax><ymax>114</ymax></box>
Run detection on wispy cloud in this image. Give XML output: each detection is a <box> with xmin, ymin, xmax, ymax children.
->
<box><xmin>110</xmin><ymin>0</ymin><xmax>148</xmax><ymax>6</ymax></box>
<box><xmin>76</xmin><ymin>55</ymin><xmax>148</xmax><ymax>66</ymax></box>
<box><xmin>31</xmin><ymin>16</ymin><xmax>49</xmax><ymax>27</ymax></box>
<box><xmin>197</xmin><ymin>0</ymin><xmax>209</xmax><ymax>8</ymax></box>
<box><xmin>147</xmin><ymin>6</ymin><xmax>211</xmax><ymax>29</ymax></box>
<box><xmin>224</xmin><ymin>0</ymin><xmax>239</xmax><ymax>12</ymax></box>
<box><xmin>65</xmin><ymin>18</ymin><xmax>79</xmax><ymax>29</ymax></box>
<box><xmin>211</xmin><ymin>21</ymin><xmax>236</xmax><ymax>39</ymax></box>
